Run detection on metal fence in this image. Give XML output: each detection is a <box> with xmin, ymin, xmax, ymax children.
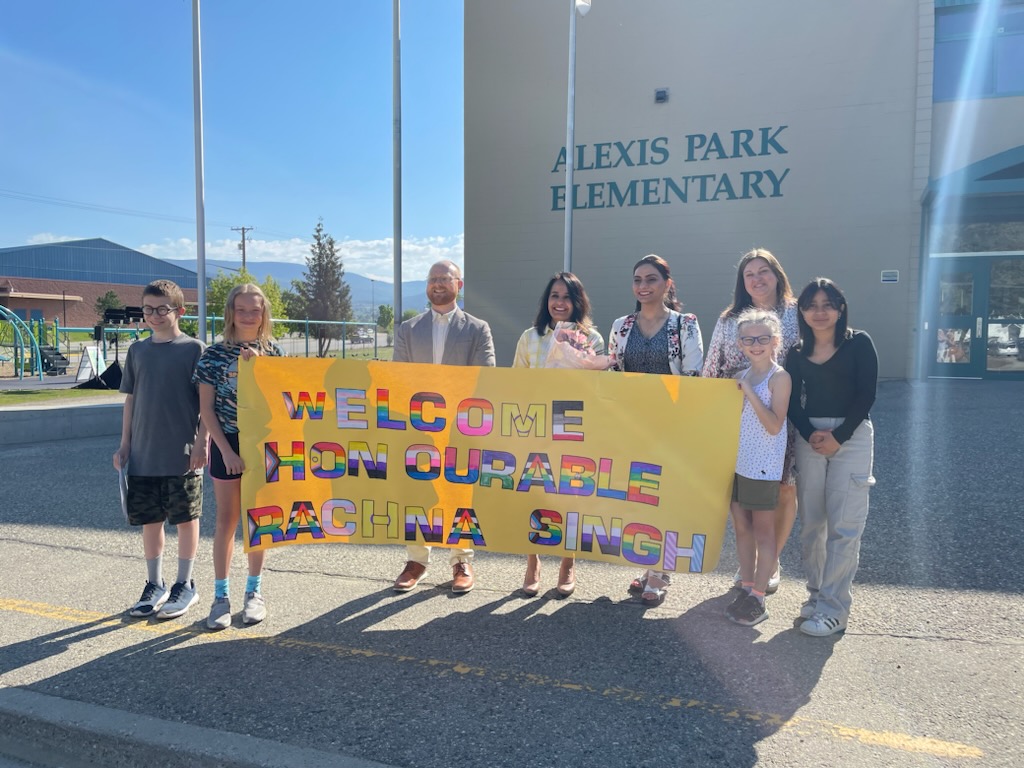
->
<box><xmin>0</xmin><ymin>315</ymin><xmax>387</xmax><ymax>380</ymax></box>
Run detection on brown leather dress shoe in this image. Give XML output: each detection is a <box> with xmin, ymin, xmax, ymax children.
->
<box><xmin>394</xmin><ymin>561</ymin><xmax>427</xmax><ymax>592</ymax></box>
<box><xmin>451</xmin><ymin>562</ymin><xmax>475</xmax><ymax>593</ymax></box>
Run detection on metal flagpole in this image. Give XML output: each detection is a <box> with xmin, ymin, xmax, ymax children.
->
<box><xmin>192</xmin><ymin>0</ymin><xmax>208</xmax><ymax>341</ymax></box>
<box><xmin>393</xmin><ymin>0</ymin><xmax>403</xmax><ymax>322</ymax></box>
<box><xmin>564</xmin><ymin>0</ymin><xmax>591</xmax><ymax>273</ymax></box>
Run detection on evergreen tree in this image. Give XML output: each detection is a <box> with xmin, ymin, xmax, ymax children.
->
<box><xmin>293</xmin><ymin>219</ymin><xmax>352</xmax><ymax>357</ymax></box>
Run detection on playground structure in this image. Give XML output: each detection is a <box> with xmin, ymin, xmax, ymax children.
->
<box><xmin>0</xmin><ymin>312</ymin><xmax>382</xmax><ymax>383</ymax></box>
<box><xmin>0</xmin><ymin>305</ymin><xmax>47</xmax><ymax>381</ymax></box>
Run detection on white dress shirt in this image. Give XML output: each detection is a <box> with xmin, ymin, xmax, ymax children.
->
<box><xmin>431</xmin><ymin>307</ymin><xmax>455</xmax><ymax>364</ymax></box>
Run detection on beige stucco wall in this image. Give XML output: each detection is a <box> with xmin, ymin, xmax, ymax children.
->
<box><xmin>465</xmin><ymin>0</ymin><xmax>924</xmax><ymax>378</ymax></box>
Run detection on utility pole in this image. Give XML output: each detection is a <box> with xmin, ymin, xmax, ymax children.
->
<box><xmin>232</xmin><ymin>226</ymin><xmax>255</xmax><ymax>272</ymax></box>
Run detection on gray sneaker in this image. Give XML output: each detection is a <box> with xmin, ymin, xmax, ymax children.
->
<box><xmin>206</xmin><ymin>597</ymin><xmax>232</xmax><ymax>630</ymax></box>
<box><xmin>242</xmin><ymin>591</ymin><xmax>266</xmax><ymax>625</ymax></box>
<box><xmin>799</xmin><ymin>599</ymin><xmax>817</xmax><ymax>619</ymax></box>
<box><xmin>157</xmin><ymin>580</ymin><xmax>198</xmax><ymax>620</ymax></box>
<box><xmin>129</xmin><ymin>581</ymin><xmax>169</xmax><ymax>617</ymax></box>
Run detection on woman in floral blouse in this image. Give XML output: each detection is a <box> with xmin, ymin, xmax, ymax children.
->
<box><xmin>608</xmin><ymin>254</ymin><xmax>702</xmax><ymax>606</ymax></box>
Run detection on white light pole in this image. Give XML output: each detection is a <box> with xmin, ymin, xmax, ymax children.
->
<box><xmin>564</xmin><ymin>0</ymin><xmax>591</xmax><ymax>273</ymax></box>
<box><xmin>191</xmin><ymin>0</ymin><xmax>208</xmax><ymax>340</ymax></box>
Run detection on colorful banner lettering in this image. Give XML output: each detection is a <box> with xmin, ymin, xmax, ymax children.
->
<box><xmin>239</xmin><ymin>358</ymin><xmax>741</xmax><ymax>574</ymax></box>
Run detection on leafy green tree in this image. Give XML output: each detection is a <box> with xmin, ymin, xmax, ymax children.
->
<box><xmin>291</xmin><ymin>219</ymin><xmax>353</xmax><ymax>357</ymax></box>
<box><xmin>401</xmin><ymin>308</ymin><xmax>419</xmax><ymax>323</ymax></box>
<box><xmin>205</xmin><ymin>268</ymin><xmax>288</xmax><ymax>340</ymax></box>
<box><xmin>93</xmin><ymin>290</ymin><xmax>126</xmax><ymax>347</ymax></box>
<box><xmin>93</xmin><ymin>290</ymin><xmax>122</xmax><ymax>320</ymax></box>
<box><xmin>376</xmin><ymin>304</ymin><xmax>394</xmax><ymax>333</ymax></box>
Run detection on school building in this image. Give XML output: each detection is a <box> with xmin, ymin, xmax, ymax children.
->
<box><xmin>0</xmin><ymin>239</ymin><xmax>199</xmax><ymax>328</ymax></box>
<box><xmin>463</xmin><ymin>0</ymin><xmax>1024</xmax><ymax>379</ymax></box>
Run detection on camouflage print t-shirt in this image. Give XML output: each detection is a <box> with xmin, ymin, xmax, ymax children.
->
<box><xmin>192</xmin><ymin>340</ymin><xmax>284</xmax><ymax>434</ymax></box>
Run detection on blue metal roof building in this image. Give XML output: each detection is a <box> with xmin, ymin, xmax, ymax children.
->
<box><xmin>0</xmin><ymin>238</ymin><xmax>198</xmax><ymax>288</ymax></box>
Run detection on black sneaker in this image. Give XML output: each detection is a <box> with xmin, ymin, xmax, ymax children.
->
<box><xmin>724</xmin><ymin>588</ymin><xmax>749</xmax><ymax>616</ymax></box>
<box><xmin>726</xmin><ymin>594</ymin><xmax>768</xmax><ymax>626</ymax></box>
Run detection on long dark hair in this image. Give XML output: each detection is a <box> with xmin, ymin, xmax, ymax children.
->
<box><xmin>796</xmin><ymin>277</ymin><xmax>851</xmax><ymax>355</ymax></box>
<box><xmin>533</xmin><ymin>272</ymin><xmax>594</xmax><ymax>335</ymax></box>
<box><xmin>723</xmin><ymin>248</ymin><xmax>794</xmax><ymax>318</ymax></box>
<box><xmin>633</xmin><ymin>254</ymin><xmax>680</xmax><ymax>312</ymax></box>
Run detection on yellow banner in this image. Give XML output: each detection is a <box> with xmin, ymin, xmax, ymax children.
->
<box><xmin>239</xmin><ymin>358</ymin><xmax>740</xmax><ymax>574</ymax></box>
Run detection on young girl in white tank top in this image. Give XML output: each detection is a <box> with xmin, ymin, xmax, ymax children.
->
<box><xmin>725</xmin><ymin>309</ymin><xmax>792</xmax><ymax>627</ymax></box>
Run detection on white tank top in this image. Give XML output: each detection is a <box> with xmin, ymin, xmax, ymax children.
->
<box><xmin>736</xmin><ymin>364</ymin><xmax>787</xmax><ymax>482</ymax></box>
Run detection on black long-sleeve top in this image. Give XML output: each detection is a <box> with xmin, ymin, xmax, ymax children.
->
<box><xmin>785</xmin><ymin>329</ymin><xmax>878</xmax><ymax>445</ymax></box>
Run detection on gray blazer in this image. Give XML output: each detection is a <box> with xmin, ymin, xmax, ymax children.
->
<box><xmin>393</xmin><ymin>308</ymin><xmax>496</xmax><ymax>367</ymax></box>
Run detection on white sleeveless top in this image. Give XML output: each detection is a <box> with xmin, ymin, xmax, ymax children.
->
<box><xmin>736</xmin><ymin>364</ymin><xmax>787</xmax><ymax>482</ymax></box>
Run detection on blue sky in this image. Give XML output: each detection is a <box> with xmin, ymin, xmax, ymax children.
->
<box><xmin>0</xmin><ymin>0</ymin><xmax>464</xmax><ymax>281</ymax></box>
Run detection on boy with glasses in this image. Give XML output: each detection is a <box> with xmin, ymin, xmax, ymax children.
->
<box><xmin>114</xmin><ymin>280</ymin><xmax>208</xmax><ymax>619</ymax></box>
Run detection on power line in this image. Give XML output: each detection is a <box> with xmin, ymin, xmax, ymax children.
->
<box><xmin>0</xmin><ymin>188</ymin><xmax>310</xmax><ymax>242</ymax></box>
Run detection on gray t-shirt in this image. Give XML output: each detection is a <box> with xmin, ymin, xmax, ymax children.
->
<box><xmin>120</xmin><ymin>334</ymin><xmax>206</xmax><ymax>476</ymax></box>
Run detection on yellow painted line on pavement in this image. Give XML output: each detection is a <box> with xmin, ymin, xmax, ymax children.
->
<box><xmin>1</xmin><ymin>598</ymin><xmax>984</xmax><ymax>760</ymax></box>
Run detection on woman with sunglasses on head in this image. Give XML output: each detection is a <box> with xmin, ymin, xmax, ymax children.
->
<box><xmin>513</xmin><ymin>271</ymin><xmax>605</xmax><ymax>598</ymax></box>
<box><xmin>786</xmin><ymin>278</ymin><xmax>878</xmax><ymax>637</ymax></box>
<box><xmin>608</xmin><ymin>254</ymin><xmax>703</xmax><ymax>606</ymax></box>
<box><xmin>703</xmin><ymin>248</ymin><xmax>799</xmax><ymax>596</ymax></box>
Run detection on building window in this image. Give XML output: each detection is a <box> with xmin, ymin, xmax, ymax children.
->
<box><xmin>935</xmin><ymin>4</ymin><xmax>1024</xmax><ymax>100</ymax></box>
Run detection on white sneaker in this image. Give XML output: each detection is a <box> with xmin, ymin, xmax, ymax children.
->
<box><xmin>735</xmin><ymin>566</ymin><xmax>781</xmax><ymax>593</ymax></box>
<box><xmin>800</xmin><ymin>613</ymin><xmax>846</xmax><ymax>637</ymax></box>
<box><xmin>242</xmin><ymin>591</ymin><xmax>266</xmax><ymax>625</ymax></box>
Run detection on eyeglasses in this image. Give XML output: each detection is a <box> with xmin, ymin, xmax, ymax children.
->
<box><xmin>739</xmin><ymin>335</ymin><xmax>773</xmax><ymax>347</ymax></box>
<box><xmin>142</xmin><ymin>305</ymin><xmax>178</xmax><ymax>316</ymax></box>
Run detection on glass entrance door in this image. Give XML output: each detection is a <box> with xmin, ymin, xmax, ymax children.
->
<box><xmin>929</xmin><ymin>259</ymin><xmax>984</xmax><ymax>377</ymax></box>
<box><xmin>927</xmin><ymin>254</ymin><xmax>1024</xmax><ymax>378</ymax></box>
<box><xmin>985</xmin><ymin>257</ymin><xmax>1024</xmax><ymax>375</ymax></box>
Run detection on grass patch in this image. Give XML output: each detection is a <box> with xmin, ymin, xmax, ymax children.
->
<box><xmin>338</xmin><ymin>347</ymin><xmax>394</xmax><ymax>361</ymax></box>
<box><xmin>0</xmin><ymin>388</ymin><xmax>124</xmax><ymax>406</ymax></box>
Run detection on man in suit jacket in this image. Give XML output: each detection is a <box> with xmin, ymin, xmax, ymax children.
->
<box><xmin>393</xmin><ymin>259</ymin><xmax>496</xmax><ymax>594</ymax></box>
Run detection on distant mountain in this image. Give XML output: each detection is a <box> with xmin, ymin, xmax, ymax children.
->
<box><xmin>161</xmin><ymin>258</ymin><xmax>428</xmax><ymax>313</ymax></box>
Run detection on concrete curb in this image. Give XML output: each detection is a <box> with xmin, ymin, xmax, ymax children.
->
<box><xmin>0</xmin><ymin>687</ymin><xmax>394</xmax><ymax>768</ymax></box>
<box><xmin>0</xmin><ymin>403</ymin><xmax>122</xmax><ymax>444</ymax></box>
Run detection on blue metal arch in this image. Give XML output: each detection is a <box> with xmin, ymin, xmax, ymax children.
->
<box><xmin>0</xmin><ymin>304</ymin><xmax>44</xmax><ymax>381</ymax></box>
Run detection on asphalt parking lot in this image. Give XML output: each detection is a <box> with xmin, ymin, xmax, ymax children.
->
<box><xmin>1</xmin><ymin>379</ymin><xmax>1022</xmax><ymax>767</ymax></box>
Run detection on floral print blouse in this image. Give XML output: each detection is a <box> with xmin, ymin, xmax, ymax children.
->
<box><xmin>608</xmin><ymin>311</ymin><xmax>703</xmax><ymax>376</ymax></box>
